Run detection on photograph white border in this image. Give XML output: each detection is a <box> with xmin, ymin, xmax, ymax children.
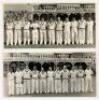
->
<box><xmin>0</xmin><ymin>0</ymin><xmax>99</xmax><ymax>100</ymax></box>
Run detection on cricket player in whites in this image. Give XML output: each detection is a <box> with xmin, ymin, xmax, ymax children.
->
<box><xmin>85</xmin><ymin>66</ymin><xmax>93</xmax><ymax>92</ymax></box>
<box><xmin>70</xmin><ymin>66</ymin><xmax>78</xmax><ymax>93</ymax></box>
<box><xmin>14</xmin><ymin>16</ymin><xmax>22</xmax><ymax>45</ymax></box>
<box><xmin>40</xmin><ymin>67</ymin><xmax>47</xmax><ymax>93</ymax></box>
<box><xmin>39</xmin><ymin>18</ymin><xmax>47</xmax><ymax>45</ymax></box>
<box><xmin>48</xmin><ymin>17</ymin><xmax>56</xmax><ymax>45</ymax></box>
<box><xmin>31</xmin><ymin>66</ymin><xmax>39</xmax><ymax>94</ymax></box>
<box><xmin>63</xmin><ymin>17</ymin><xmax>71</xmax><ymax>45</ymax></box>
<box><xmin>56</xmin><ymin>17</ymin><xmax>63</xmax><ymax>45</ymax></box>
<box><xmin>15</xmin><ymin>67</ymin><xmax>23</xmax><ymax>95</ymax></box>
<box><xmin>54</xmin><ymin>67</ymin><xmax>62</xmax><ymax>93</ymax></box>
<box><xmin>6</xmin><ymin>18</ymin><xmax>14</xmax><ymax>46</ymax></box>
<box><xmin>23</xmin><ymin>64</ymin><xmax>31</xmax><ymax>95</ymax></box>
<box><xmin>78</xmin><ymin>16</ymin><xmax>86</xmax><ymax>45</ymax></box>
<box><xmin>30</xmin><ymin>19</ymin><xmax>39</xmax><ymax>45</ymax></box>
<box><xmin>86</xmin><ymin>16</ymin><xmax>94</xmax><ymax>44</ymax></box>
<box><xmin>71</xmin><ymin>17</ymin><xmax>78</xmax><ymax>44</ymax></box>
<box><xmin>61</xmin><ymin>65</ymin><xmax>70</xmax><ymax>93</ymax></box>
<box><xmin>77</xmin><ymin>65</ymin><xmax>85</xmax><ymax>93</ymax></box>
<box><xmin>23</xmin><ymin>19</ymin><xmax>30</xmax><ymax>45</ymax></box>
<box><xmin>7</xmin><ymin>67</ymin><xmax>15</xmax><ymax>96</ymax></box>
<box><xmin>47</xmin><ymin>67</ymin><xmax>54</xmax><ymax>93</ymax></box>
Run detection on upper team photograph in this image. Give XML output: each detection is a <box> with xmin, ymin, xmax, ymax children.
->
<box><xmin>4</xmin><ymin>3</ymin><xmax>95</xmax><ymax>48</ymax></box>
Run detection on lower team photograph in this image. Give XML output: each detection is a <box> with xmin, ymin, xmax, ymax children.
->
<box><xmin>3</xmin><ymin>53</ymin><xmax>96</xmax><ymax>97</ymax></box>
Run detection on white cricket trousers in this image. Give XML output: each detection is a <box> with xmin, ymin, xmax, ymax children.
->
<box><xmin>40</xmin><ymin>29</ymin><xmax>47</xmax><ymax>44</ymax></box>
<box><xmin>56</xmin><ymin>30</ymin><xmax>63</xmax><ymax>45</ymax></box>
<box><xmin>79</xmin><ymin>29</ymin><xmax>85</xmax><ymax>44</ymax></box>
<box><xmin>55</xmin><ymin>79</ymin><xmax>61</xmax><ymax>93</ymax></box>
<box><xmin>6</xmin><ymin>30</ymin><xmax>13</xmax><ymax>45</ymax></box>
<box><xmin>64</xmin><ymin>30</ymin><xmax>71</xmax><ymax>44</ymax></box>
<box><xmin>48</xmin><ymin>30</ymin><xmax>55</xmax><ymax>44</ymax></box>
<box><xmin>23</xmin><ymin>80</ymin><xmax>31</xmax><ymax>94</ymax></box>
<box><xmin>47</xmin><ymin>78</ymin><xmax>54</xmax><ymax>93</ymax></box>
<box><xmin>77</xmin><ymin>78</ymin><xmax>85</xmax><ymax>92</ymax></box>
<box><xmin>31</xmin><ymin>79</ymin><xmax>39</xmax><ymax>94</ymax></box>
<box><xmin>40</xmin><ymin>79</ymin><xmax>46</xmax><ymax>93</ymax></box>
<box><xmin>14</xmin><ymin>29</ymin><xmax>22</xmax><ymax>45</ymax></box>
<box><xmin>87</xmin><ymin>29</ymin><xmax>93</xmax><ymax>44</ymax></box>
<box><xmin>16</xmin><ymin>83</ymin><xmax>23</xmax><ymax>95</ymax></box>
<box><xmin>8</xmin><ymin>80</ymin><xmax>14</xmax><ymax>96</ymax></box>
<box><xmin>62</xmin><ymin>79</ymin><xmax>69</xmax><ymax>93</ymax></box>
<box><xmin>24</xmin><ymin>30</ymin><xmax>30</xmax><ymax>45</ymax></box>
<box><xmin>32</xmin><ymin>29</ymin><xmax>39</xmax><ymax>45</ymax></box>
<box><xmin>70</xmin><ymin>78</ymin><xmax>77</xmax><ymax>93</ymax></box>
<box><xmin>85</xmin><ymin>77</ymin><xmax>93</xmax><ymax>92</ymax></box>
<box><xmin>71</xmin><ymin>28</ymin><xmax>78</xmax><ymax>44</ymax></box>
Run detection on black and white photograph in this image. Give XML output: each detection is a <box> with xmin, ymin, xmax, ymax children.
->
<box><xmin>0</xmin><ymin>0</ymin><xmax>98</xmax><ymax>99</ymax></box>
<box><xmin>4</xmin><ymin>3</ymin><xmax>95</xmax><ymax>48</ymax></box>
<box><xmin>3</xmin><ymin>53</ymin><xmax>96</xmax><ymax>97</ymax></box>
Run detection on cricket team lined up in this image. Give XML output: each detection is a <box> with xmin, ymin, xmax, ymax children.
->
<box><xmin>5</xmin><ymin>15</ymin><xmax>95</xmax><ymax>46</ymax></box>
<box><xmin>8</xmin><ymin>65</ymin><xmax>94</xmax><ymax>96</ymax></box>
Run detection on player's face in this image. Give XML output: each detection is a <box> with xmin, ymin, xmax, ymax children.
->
<box><xmin>72</xmin><ymin>67</ymin><xmax>75</xmax><ymax>70</ymax></box>
<box><xmin>72</xmin><ymin>18</ymin><xmax>75</xmax><ymax>21</ymax></box>
<box><xmin>88</xmin><ymin>17</ymin><xmax>91</xmax><ymax>21</ymax></box>
<box><xmin>9</xmin><ymin>68</ymin><xmax>13</xmax><ymax>72</ymax></box>
<box><xmin>18</xmin><ymin>16</ymin><xmax>21</xmax><ymax>21</ymax></box>
<box><xmin>12</xmin><ymin>63</ymin><xmax>16</xmax><ymax>69</ymax></box>
<box><xmin>34</xmin><ymin>19</ymin><xmax>37</xmax><ymax>22</ymax></box>
<box><xmin>26</xmin><ymin>65</ymin><xmax>28</xmax><ymax>69</ymax></box>
<box><xmin>16</xmin><ymin>68</ymin><xmax>20</xmax><ymax>72</ymax></box>
<box><xmin>21</xmin><ymin>66</ymin><xmax>24</xmax><ymax>71</ymax></box>
<box><xmin>7</xmin><ymin>18</ymin><xmax>10</xmax><ymax>23</ymax></box>
<box><xmin>63</xmin><ymin>66</ymin><xmax>66</xmax><ymax>70</ymax></box>
<box><xmin>81</xmin><ymin>17</ymin><xmax>84</xmax><ymax>21</ymax></box>
<box><xmin>49</xmin><ymin>67</ymin><xmax>52</xmax><ymax>71</ymax></box>
<box><xmin>65</xmin><ymin>17</ymin><xmax>69</xmax><ymax>22</ymax></box>
<box><xmin>9</xmin><ymin>19</ymin><xmax>12</xmax><ymax>23</ymax></box>
<box><xmin>87</xmin><ymin>66</ymin><xmax>90</xmax><ymax>70</ymax></box>
<box><xmin>41</xmin><ymin>67</ymin><xmax>44</xmax><ymax>71</ymax></box>
<box><xmin>74</xmin><ymin>66</ymin><xmax>77</xmax><ymax>70</ymax></box>
<box><xmin>25</xmin><ymin>19</ymin><xmax>27</xmax><ymax>22</ymax></box>
<box><xmin>41</xmin><ymin>18</ymin><xmax>44</xmax><ymax>21</ymax></box>
<box><xmin>79</xmin><ymin>66</ymin><xmax>82</xmax><ymax>70</ymax></box>
<box><xmin>57</xmin><ymin>67</ymin><xmax>59</xmax><ymax>70</ymax></box>
<box><xmin>33</xmin><ymin>66</ymin><xmax>37</xmax><ymax>71</ymax></box>
<box><xmin>58</xmin><ymin>17</ymin><xmax>61</xmax><ymax>21</ymax></box>
<box><xmin>50</xmin><ymin>18</ymin><xmax>53</xmax><ymax>22</ymax></box>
